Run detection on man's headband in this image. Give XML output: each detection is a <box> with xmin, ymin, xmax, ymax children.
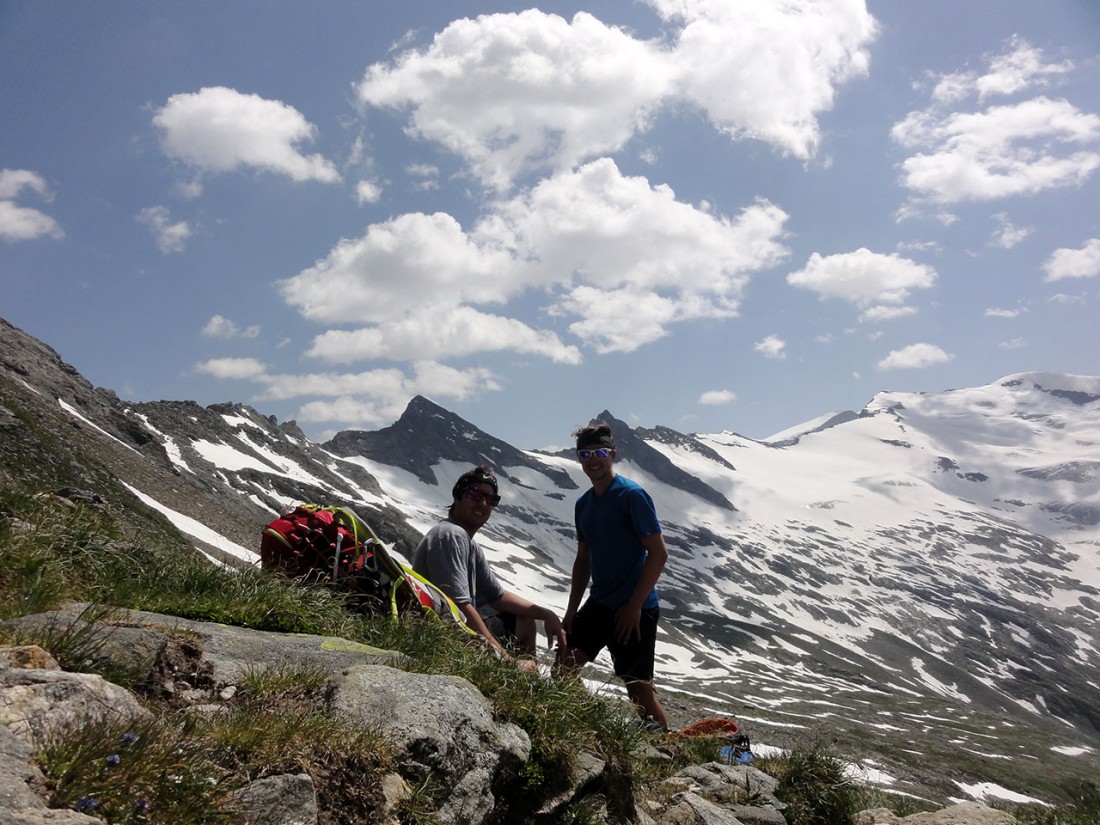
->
<box><xmin>576</xmin><ymin>431</ymin><xmax>615</xmax><ymax>450</ymax></box>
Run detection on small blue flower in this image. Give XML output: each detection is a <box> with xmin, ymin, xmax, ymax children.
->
<box><xmin>106</xmin><ymin>753</ymin><xmax>121</xmax><ymax>766</ymax></box>
<box><xmin>76</xmin><ymin>796</ymin><xmax>98</xmax><ymax>812</ymax></box>
<box><xmin>135</xmin><ymin>799</ymin><xmax>151</xmax><ymax>813</ymax></box>
<box><xmin>121</xmin><ymin>732</ymin><xmax>138</xmax><ymax>745</ymax></box>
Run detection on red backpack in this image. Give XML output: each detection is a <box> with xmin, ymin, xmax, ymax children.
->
<box><xmin>260</xmin><ymin>504</ymin><xmax>475</xmax><ymax>633</ymax></box>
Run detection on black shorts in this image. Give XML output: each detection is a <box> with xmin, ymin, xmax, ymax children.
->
<box><xmin>484</xmin><ymin>611</ymin><xmax>519</xmax><ymax>647</ymax></box>
<box><xmin>567</xmin><ymin>599</ymin><xmax>659</xmax><ymax>683</ymax></box>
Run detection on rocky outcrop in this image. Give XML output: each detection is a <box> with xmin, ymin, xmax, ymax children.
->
<box><xmin>0</xmin><ymin>606</ymin><xmax>1028</xmax><ymax>825</ymax></box>
<box><xmin>0</xmin><ymin>606</ymin><xmax>818</xmax><ymax>825</ymax></box>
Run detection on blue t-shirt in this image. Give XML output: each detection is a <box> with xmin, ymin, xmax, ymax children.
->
<box><xmin>575</xmin><ymin>474</ymin><xmax>661</xmax><ymax>610</ymax></box>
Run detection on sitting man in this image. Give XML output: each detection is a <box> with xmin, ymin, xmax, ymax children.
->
<box><xmin>411</xmin><ymin>465</ymin><xmax>566</xmax><ymax>666</ymax></box>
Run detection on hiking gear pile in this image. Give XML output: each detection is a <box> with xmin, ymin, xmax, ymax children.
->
<box><xmin>260</xmin><ymin>504</ymin><xmax>474</xmax><ymax>634</ymax></box>
<box><xmin>677</xmin><ymin>717</ymin><xmax>753</xmax><ymax>764</ymax></box>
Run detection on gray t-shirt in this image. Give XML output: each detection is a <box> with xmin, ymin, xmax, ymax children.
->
<box><xmin>410</xmin><ymin>518</ymin><xmax>505</xmax><ymax>609</ymax></box>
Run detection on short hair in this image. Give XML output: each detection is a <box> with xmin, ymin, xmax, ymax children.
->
<box><xmin>573</xmin><ymin>421</ymin><xmax>615</xmax><ymax>451</ymax></box>
<box><xmin>451</xmin><ymin>465</ymin><xmax>499</xmax><ymax>502</ymax></box>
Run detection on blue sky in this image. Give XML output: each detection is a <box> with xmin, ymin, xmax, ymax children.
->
<box><xmin>3</xmin><ymin>1</ymin><xmax>1099</xmax><ymax>449</ymax></box>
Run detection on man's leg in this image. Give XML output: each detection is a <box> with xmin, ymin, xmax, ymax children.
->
<box><xmin>625</xmin><ymin>679</ymin><xmax>668</xmax><ymax>730</ymax></box>
<box><xmin>514</xmin><ymin>615</ymin><xmax>537</xmax><ymax>656</ymax></box>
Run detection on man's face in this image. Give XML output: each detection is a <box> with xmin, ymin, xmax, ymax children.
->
<box><xmin>451</xmin><ymin>483</ymin><xmax>498</xmax><ymax>533</ymax></box>
<box><xmin>576</xmin><ymin>446</ymin><xmax>616</xmax><ymax>484</ymax></box>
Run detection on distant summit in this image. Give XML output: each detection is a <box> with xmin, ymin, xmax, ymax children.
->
<box><xmin>325</xmin><ymin>395</ymin><xmax>577</xmax><ymax>490</ymax></box>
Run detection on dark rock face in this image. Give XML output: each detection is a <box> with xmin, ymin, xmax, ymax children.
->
<box><xmin>325</xmin><ymin>395</ymin><xmax>578</xmax><ymax>492</ymax></box>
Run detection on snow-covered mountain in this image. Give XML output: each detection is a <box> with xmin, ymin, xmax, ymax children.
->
<box><xmin>2</xmin><ymin>315</ymin><xmax>1097</xmax><ymax>803</ymax></box>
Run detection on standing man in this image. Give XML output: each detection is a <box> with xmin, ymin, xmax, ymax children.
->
<box><xmin>559</xmin><ymin>422</ymin><xmax>670</xmax><ymax>730</ymax></box>
<box><xmin>412</xmin><ymin>465</ymin><xmax>566</xmax><ymax>667</ymax></box>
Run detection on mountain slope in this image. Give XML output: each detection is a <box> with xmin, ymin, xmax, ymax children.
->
<box><xmin>2</xmin><ymin>314</ymin><xmax>1098</xmax><ymax>803</ymax></box>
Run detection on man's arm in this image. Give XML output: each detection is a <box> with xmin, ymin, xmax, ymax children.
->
<box><xmin>614</xmin><ymin>532</ymin><xmax>668</xmax><ymax>644</ymax></box>
<box><xmin>563</xmin><ymin>540</ymin><xmax>591</xmax><ymax>632</ymax></box>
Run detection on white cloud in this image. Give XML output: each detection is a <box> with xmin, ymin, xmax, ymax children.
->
<box><xmin>876</xmin><ymin>343</ymin><xmax>954</xmax><ymax>370</ymax></box>
<box><xmin>153</xmin><ymin>87</ymin><xmax>341</xmax><ymax>183</ymax></box>
<box><xmin>1048</xmin><ymin>292</ymin><xmax>1086</xmax><ymax>306</ymax></box>
<box><xmin>195</xmin><ymin>357</ymin><xmax>268</xmax><ymax>380</ymax></box>
<box><xmin>305</xmin><ymin>305</ymin><xmax>581</xmax><ymax>364</ymax></box>
<box><xmin>999</xmin><ymin>338</ymin><xmax>1027</xmax><ymax>350</ymax></box>
<box><xmin>0</xmin><ymin>168</ymin><xmax>53</xmax><ymax>200</ymax></box>
<box><xmin>754</xmin><ymin>335</ymin><xmax>786</xmax><ymax>359</ymax></box>
<box><xmin>195</xmin><ymin>357</ymin><xmax>499</xmax><ymax>428</ymax></box>
<box><xmin>787</xmin><ymin>248</ymin><xmax>936</xmax><ymax>314</ymax></box>
<box><xmin>984</xmin><ymin>307</ymin><xmax>1023</xmax><ymax>318</ymax></box>
<box><xmin>699</xmin><ymin>389</ymin><xmax>736</xmax><ymax>405</ymax></box>
<box><xmin>278</xmin><ymin>211</ymin><xmax>518</xmax><ymax>325</ymax></box>
<box><xmin>977</xmin><ymin>37</ymin><xmax>1073</xmax><ymax>99</ymax></box>
<box><xmin>137</xmin><ymin>206</ymin><xmax>191</xmax><ymax>253</ymax></box>
<box><xmin>859</xmin><ymin>305</ymin><xmax>918</xmax><ymax>323</ymax></box>
<box><xmin>652</xmin><ymin>0</ymin><xmax>878</xmax><ymax>159</ymax></box>
<box><xmin>931</xmin><ymin>36</ymin><xmax>1073</xmax><ymax>104</ymax></box>
<box><xmin>990</xmin><ymin>213</ymin><xmax>1032</xmax><ymax>249</ymax></box>
<box><xmin>488</xmin><ymin>159</ymin><xmax>790</xmax><ymax>352</ymax></box>
<box><xmin>201</xmin><ymin>315</ymin><xmax>260</xmax><ymax>339</ymax></box>
<box><xmin>898</xmin><ymin>40</ymin><xmax>1097</xmax><ymax>205</ymax></box>
<box><xmin>281</xmin><ymin>159</ymin><xmax>790</xmax><ymax>358</ymax></box>
<box><xmin>0</xmin><ymin>169</ymin><xmax>63</xmax><ymax>242</ymax></box>
<box><xmin>1042</xmin><ymin>238</ymin><xmax>1100</xmax><ymax>281</ymax></box>
<box><xmin>358</xmin><ymin>10</ymin><xmax>673</xmax><ymax>190</ymax></box>
<box><xmin>355</xmin><ymin>180</ymin><xmax>382</xmax><ymax>204</ymax></box>
<box><xmin>893</xmin><ymin>97</ymin><xmax>1100</xmax><ymax>203</ymax></box>
<box><xmin>357</xmin><ymin>3</ymin><xmax>877</xmax><ymax>189</ymax></box>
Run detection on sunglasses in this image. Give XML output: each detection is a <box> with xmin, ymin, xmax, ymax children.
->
<box><xmin>577</xmin><ymin>448</ymin><xmax>612</xmax><ymax>461</ymax></box>
<box><xmin>465</xmin><ymin>488</ymin><xmax>501</xmax><ymax>506</ymax></box>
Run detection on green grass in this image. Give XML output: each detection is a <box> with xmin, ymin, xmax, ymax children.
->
<box><xmin>35</xmin><ymin>712</ymin><xmax>235</xmax><ymax>824</ymax></box>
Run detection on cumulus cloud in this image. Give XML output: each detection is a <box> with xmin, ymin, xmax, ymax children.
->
<box><xmin>699</xmin><ymin>389</ymin><xmax>736</xmax><ymax>405</ymax></box>
<box><xmin>754</xmin><ymin>335</ymin><xmax>787</xmax><ymax>359</ymax></box>
<box><xmin>281</xmin><ymin>159</ymin><xmax>790</xmax><ymax>359</ymax></box>
<box><xmin>876</xmin><ymin>343</ymin><xmax>954</xmax><ymax>370</ymax></box>
<box><xmin>201</xmin><ymin>315</ymin><xmax>260</xmax><ymax>339</ymax></box>
<box><xmin>984</xmin><ymin>307</ymin><xmax>1023</xmax><ymax>318</ymax></box>
<box><xmin>355</xmin><ymin>180</ymin><xmax>382</xmax><ymax>204</ymax></box>
<box><xmin>990</xmin><ymin>213</ymin><xmax>1032</xmax><ymax>249</ymax></box>
<box><xmin>356</xmin><ymin>3</ymin><xmax>877</xmax><ymax>189</ymax></box>
<box><xmin>895</xmin><ymin>39</ymin><xmax>1100</xmax><ymax>204</ymax></box>
<box><xmin>0</xmin><ymin>169</ymin><xmax>63</xmax><ymax>242</ymax></box>
<box><xmin>153</xmin><ymin>87</ymin><xmax>341</xmax><ymax>183</ymax></box>
<box><xmin>1042</xmin><ymin>238</ymin><xmax>1100</xmax><ymax>281</ymax></box>
<box><xmin>358</xmin><ymin>11</ymin><xmax>672</xmax><ymax>190</ymax></box>
<box><xmin>651</xmin><ymin>0</ymin><xmax>877</xmax><ymax>159</ymax></box>
<box><xmin>137</xmin><ymin>206</ymin><xmax>191</xmax><ymax>253</ymax></box>
<box><xmin>194</xmin><ymin>357</ymin><xmax>268</xmax><ymax>380</ymax></box>
<box><xmin>931</xmin><ymin>36</ymin><xmax>1073</xmax><ymax>104</ymax></box>
<box><xmin>194</xmin><ymin>356</ymin><xmax>499</xmax><ymax>428</ymax></box>
<box><xmin>279</xmin><ymin>211</ymin><xmax>518</xmax><ymax>326</ymax></box>
<box><xmin>305</xmin><ymin>305</ymin><xmax>581</xmax><ymax>364</ymax></box>
<box><xmin>893</xmin><ymin>97</ymin><xmax>1100</xmax><ymax>203</ymax></box>
<box><xmin>787</xmin><ymin>248</ymin><xmax>936</xmax><ymax>315</ymax></box>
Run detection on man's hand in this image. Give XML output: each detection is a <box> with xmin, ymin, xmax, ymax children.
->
<box><xmin>562</xmin><ymin>606</ymin><xmax>577</xmax><ymax>634</ymax></box>
<box><xmin>543</xmin><ymin>612</ymin><xmax>568</xmax><ymax>651</ymax></box>
<box><xmin>614</xmin><ymin>602</ymin><xmax>642</xmax><ymax>644</ymax></box>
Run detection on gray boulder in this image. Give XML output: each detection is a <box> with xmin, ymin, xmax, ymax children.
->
<box><xmin>331</xmin><ymin>664</ymin><xmax>531</xmax><ymax>825</ymax></box>
<box><xmin>233</xmin><ymin>773</ymin><xmax>318</xmax><ymax>825</ymax></box>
